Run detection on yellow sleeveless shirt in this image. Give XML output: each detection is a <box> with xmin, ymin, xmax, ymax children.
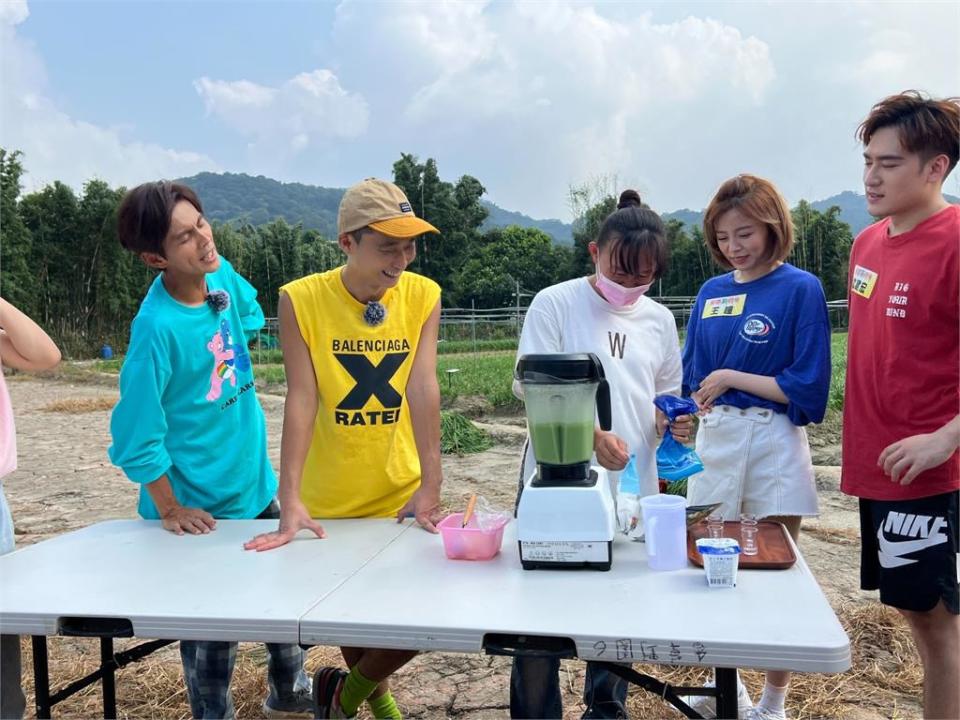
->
<box><xmin>282</xmin><ymin>268</ymin><xmax>441</xmax><ymax>518</ymax></box>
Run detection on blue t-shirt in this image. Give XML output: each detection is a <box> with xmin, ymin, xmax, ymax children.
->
<box><xmin>108</xmin><ymin>258</ymin><xmax>277</xmax><ymax>519</ymax></box>
<box><xmin>682</xmin><ymin>263</ymin><xmax>831</xmax><ymax>426</ymax></box>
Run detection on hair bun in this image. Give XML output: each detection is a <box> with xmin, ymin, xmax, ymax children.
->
<box><xmin>617</xmin><ymin>189</ymin><xmax>643</xmax><ymax>209</ymax></box>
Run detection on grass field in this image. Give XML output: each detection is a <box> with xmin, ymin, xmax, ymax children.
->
<box><xmin>94</xmin><ymin>333</ymin><xmax>849</xmax><ymax>413</ymax></box>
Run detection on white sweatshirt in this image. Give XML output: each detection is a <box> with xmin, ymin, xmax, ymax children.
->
<box><xmin>515</xmin><ymin>277</ymin><xmax>682</xmax><ymax>498</ymax></box>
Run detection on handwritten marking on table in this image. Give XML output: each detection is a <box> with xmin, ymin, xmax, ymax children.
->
<box><xmin>669</xmin><ymin>643</ymin><xmax>683</xmax><ymax>665</ymax></box>
<box><xmin>586</xmin><ymin>640</ymin><xmax>709</xmax><ymax>664</ymax></box>
<box><xmin>640</xmin><ymin>642</ymin><xmax>659</xmax><ymax>661</ymax></box>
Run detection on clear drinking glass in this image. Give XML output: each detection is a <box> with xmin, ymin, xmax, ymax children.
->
<box><xmin>740</xmin><ymin>512</ymin><xmax>758</xmax><ymax>556</ymax></box>
<box><xmin>706</xmin><ymin>511</ymin><xmax>724</xmax><ymax>539</ymax></box>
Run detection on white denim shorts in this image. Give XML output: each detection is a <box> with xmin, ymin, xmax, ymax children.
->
<box><xmin>686</xmin><ymin>405</ymin><xmax>819</xmax><ymax>521</ymax></box>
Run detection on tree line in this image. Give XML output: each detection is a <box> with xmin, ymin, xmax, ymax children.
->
<box><xmin>0</xmin><ymin>147</ymin><xmax>853</xmax><ymax>356</ymax></box>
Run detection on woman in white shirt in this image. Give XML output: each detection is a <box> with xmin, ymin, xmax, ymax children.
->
<box><xmin>510</xmin><ymin>190</ymin><xmax>692</xmax><ymax>720</ymax></box>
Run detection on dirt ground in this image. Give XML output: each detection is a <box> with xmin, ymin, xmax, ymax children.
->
<box><xmin>1</xmin><ymin>375</ymin><xmax>924</xmax><ymax>719</ymax></box>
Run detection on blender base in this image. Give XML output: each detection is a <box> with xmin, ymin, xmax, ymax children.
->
<box><xmin>516</xmin><ymin>465</ymin><xmax>617</xmax><ymax>571</ymax></box>
<box><xmin>518</xmin><ymin>540</ymin><xmax>612</xmax><ymax>571</ymax></box>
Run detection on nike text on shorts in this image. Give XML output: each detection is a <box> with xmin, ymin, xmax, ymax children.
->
<box><xmin>858</xmin><ymin>490</ymin><xmax>959</xmax><ymax>614</ymax></box>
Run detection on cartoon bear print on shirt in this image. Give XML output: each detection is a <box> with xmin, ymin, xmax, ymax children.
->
<box><xmin>219</xmin><ymin>318</ymin><xmax>251</xmax><ymax>373</ymax></box>
<box><xmin>205</xmin><ymin>324</ymin><xmax>237</xmax><ymax>402</ymax></box>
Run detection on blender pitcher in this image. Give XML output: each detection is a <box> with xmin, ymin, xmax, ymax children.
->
<box><xmin>514</xmin><ymin>353</ymin><xmax>618</xmax><ymax>571</ymax></box>
<box><xmin>516</xmin><ymin>353</ymin><xmax>612</xmax><ymax>484</ymax></box>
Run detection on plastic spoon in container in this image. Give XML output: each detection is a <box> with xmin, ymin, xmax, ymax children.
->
<box><xmin>462</xmin><ymin>494</ymin><xmax>478</xmax><ymax>528</ymax></box>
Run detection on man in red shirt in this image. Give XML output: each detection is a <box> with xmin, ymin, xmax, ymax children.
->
<box><xmin>842</xmin><ymin>91</ymin><xmax>959</xmax><ymax>720</ymax></box>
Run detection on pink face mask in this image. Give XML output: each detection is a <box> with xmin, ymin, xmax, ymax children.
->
<box><xmin>595</xmin><ymin>271</ymin><xmax>652</xmax><ymax>307</ymax></box>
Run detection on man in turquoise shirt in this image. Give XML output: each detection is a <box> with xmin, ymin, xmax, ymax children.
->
<box><xmin>110</xmin><ymin>250</ymin><xmax>273</xmax><ymax>522</ymax></box>
<box><xmin>109</xmin><ymin>181</ymin><xmax>310</xmax><ymax>719</ymax></box>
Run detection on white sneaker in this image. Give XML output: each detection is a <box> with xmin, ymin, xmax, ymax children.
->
<box><xmin>743</xmin><ymin>706</ymin><xmax>787</xmax><ymax>720</ymax></box>
<box><xmin>679</xmin><ymin>678</ymin><xmax>754</xmax><ymax>719</ymax></box>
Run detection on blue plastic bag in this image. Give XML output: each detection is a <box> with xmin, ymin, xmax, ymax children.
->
<box><xmin>653</xmin><ymin>395</ymin><xmax>704</xmax><ymax>481</ymax></box>
<box><xmin>619</xmin><ymin>454</ymin><xmax>641</xmax><ymax>494</ymax></box>
<box><xmin>616</xmin><ymin>453</ymin><xmax>642</xmax><ymax>533</ymax></box>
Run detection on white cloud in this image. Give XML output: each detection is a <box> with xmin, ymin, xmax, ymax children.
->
<box><xmin>840</xmin><ymin>22</ymin><xmax>953</xmax><ymax>92</ymax></box>
<box><xmin>0</xmin><ymin>1</ymin><xmax>217</xmax><ymax>192</ymax></box>
<box><xmin>194</xmin><ymin>69</ymin><xmax>369</xmax><ymax>153</ymax></box>
<box><xmin>333</xmin><ymin>0</ymin><xmax>495</xmax><ymax>81</ymax></box>
<box><xmin>336</xmin><ymin>2</ymin><xmax>775</xmax><ymax>120</ymax></box>
<box><xmin>330</xmin><ymin>0</ymin><xmax>777</xmax><ymax>216</ymax></box>
<box><xmin>3</xmin><ymin>0</ymin><xmax>957</xmax><ymax>217</ymax></box>
<box><xmin>0</xmin><ymin>0</ymin><xmax>28</xmax><ymax>27</ymax></box>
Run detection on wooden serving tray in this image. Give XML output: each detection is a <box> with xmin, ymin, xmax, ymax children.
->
<box><xmin>687</xmin><ymin>520</ymin><xmax>797</xmax><ymax>569</ymax></box>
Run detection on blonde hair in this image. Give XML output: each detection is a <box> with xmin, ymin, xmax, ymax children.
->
<box><xmin>703</xmin><ymin>174</ymin><xmax>793</xmax><ymax>269</ymax></box>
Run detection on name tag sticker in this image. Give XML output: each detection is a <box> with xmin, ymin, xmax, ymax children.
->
<box><xmin>701</xmin><ymin>294</ymin><xmax>746</xmax><ymax>319</ymax></box>
<box><xmin>851</xmin><ymin>265</ymin><xmax>878</xmax><ymax>299</ymax></box>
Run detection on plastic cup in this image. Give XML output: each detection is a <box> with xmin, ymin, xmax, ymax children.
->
<box><xmin>706</xmin><ymin>511</ymin><xmax>724</xmax><ymax>539</ymax></box>
<box><xmin>696</xmin><ymin>538</ymin><xmax>741</xmax><ymax>588</ymax></box>
<box><xmin>739</xmin><ymin>513</ymin><xmax>758</xmax><ymax>556</ymax></box>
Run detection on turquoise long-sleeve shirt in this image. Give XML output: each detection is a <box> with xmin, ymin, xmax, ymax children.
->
<box><xmin>108</xmin><ymin>258</ymin><xmax>277</xmax><ymax>519</ymax></box>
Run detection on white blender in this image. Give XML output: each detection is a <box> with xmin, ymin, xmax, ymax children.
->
<box><xmin>515</xmin><ymin>353</ymin><xmax>617</xmax><ymax>571</ymax></box>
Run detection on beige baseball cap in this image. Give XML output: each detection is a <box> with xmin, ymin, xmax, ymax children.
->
<box><xmin>338</xmin><ymin>178</ymin><xmax>440</xmax><ymax>238</ymax></box>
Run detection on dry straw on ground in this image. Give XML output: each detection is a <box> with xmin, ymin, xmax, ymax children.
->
<box><xmin>801</xmin><ymin>524</ymin><xmax>860</xmax><ymax>546</ymax></box>
<box><xmin>622</xmin><ymin>602</ymin><xmax>921</xmax><ymax>719</ymax></box>
<box><xmin>19</xmin><ymin>641</ymin><xmax>344</xmax><ymax>720</ymax></box>
<box><xmin>17</xmin><ymin>603</ymin><xmax>921</xmax><ymax>719</ymax></box>
<box><xmin>40</xmin><ymin>397</ymin><xmax>116</xmax><ymax>414</ymax></box>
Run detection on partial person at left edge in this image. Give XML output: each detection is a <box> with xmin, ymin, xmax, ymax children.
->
<box><xmin>1</xmin><ymin>297</ymin><xmax>61</xmax><ymax>720</ymax></box>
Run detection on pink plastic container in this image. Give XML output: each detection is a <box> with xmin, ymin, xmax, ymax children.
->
<box><xmin>438</xmin><ymin>513</ymin><xmax>508</xmax><ymax>561</ymax></box>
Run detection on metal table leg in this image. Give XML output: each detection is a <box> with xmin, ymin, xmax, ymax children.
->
<box><xmin>29</xmin><ymin>631</ymin><xmax>174</xmax><ymax>719</ymax></box>
<box><xmin>100</xmin><ymin>637</ymin><xmax>117</xmax><ymax>719</ymax></box>
<box><xmin>32</xmin><ymin>636</ymin><xmax>52</xmax><ymax>719</ymax></box>
<box><xmin>715</xmin><ymin>667</ymin><xmax>738</xmax><ymax>719</ymax></box>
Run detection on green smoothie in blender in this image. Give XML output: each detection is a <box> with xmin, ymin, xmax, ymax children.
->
<box><xmin>529</xmin><ymin>420</ymin><xmax>595</xmax><ymax>465</ymax></box>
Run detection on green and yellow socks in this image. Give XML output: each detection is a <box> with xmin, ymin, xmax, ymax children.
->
<box><xmin>337</xmin><ymin>665</ymin><xmax>402</xmax><ymax>719</ymax></box>
<box><xmin>368</xmin><ymin>691</ymin><xmax>402</xmax><ymax>720</ymax></box>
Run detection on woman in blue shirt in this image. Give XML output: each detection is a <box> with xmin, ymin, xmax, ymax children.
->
<box><xmin>682</xmin><ymin>175</ymin><xmax>831</xmax><ymax>720</ymax></box>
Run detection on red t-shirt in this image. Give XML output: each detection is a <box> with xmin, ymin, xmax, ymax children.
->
<box><xmin>841</xmin><ymin>204</ymin><xmax>959</xmax><ymax>500</ymax></box>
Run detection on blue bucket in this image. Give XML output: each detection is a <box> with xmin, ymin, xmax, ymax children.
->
<box><xmin>100</xmin><ymin>344</ymin><xmax>113</xmax><ymax>360</ymax></box>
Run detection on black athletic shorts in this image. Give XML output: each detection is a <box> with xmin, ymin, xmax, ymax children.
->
<box><xmin>859</xmin><ymin>490</ymin><xmax>959</xmax><ymax>614</ymax></box>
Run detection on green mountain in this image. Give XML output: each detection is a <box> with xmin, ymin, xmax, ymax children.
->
<box><xmin>480</xmin><ymin>200</ymin><xmax>572</xmax><ymax>244</ymax></box>
<box><xmin>178</xmin><ymin>172</ymin><xmax>573</xmax><ymax>243</ymax></box>
<box><xmin>663</xmin><ymin>192</ymin><xmax>960</xmax><ymax>237</ymax></box>
<box><xmin>179</xmin><ymin>172</ymin><xmax>959</xmax><ymax>243</ymax></box>
<box><xmin>809</xmin><ymin>191</ymin><xmax>873</xmax><ymax>235</ymax></box>
<box><xmin>662</xmin><ymin>208</ymin><xmax>705</xmax><ymax>231</ymax></box>
<box><xmin>179</xmin><ymin>172</ymin><xmax>344</xmax><ymax>237</ymax></box>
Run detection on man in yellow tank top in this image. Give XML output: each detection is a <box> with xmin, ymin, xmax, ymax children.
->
<box><xmin>245</xmin><ymin>178</ymin><xmax>443</xmax><ymax>719</ymax></box>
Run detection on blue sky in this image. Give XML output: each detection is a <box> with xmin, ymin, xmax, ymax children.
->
<box><xmin>2</xmin><ymin>0</ymin><xmax>958</xmax><ymax>220</ymax></box>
